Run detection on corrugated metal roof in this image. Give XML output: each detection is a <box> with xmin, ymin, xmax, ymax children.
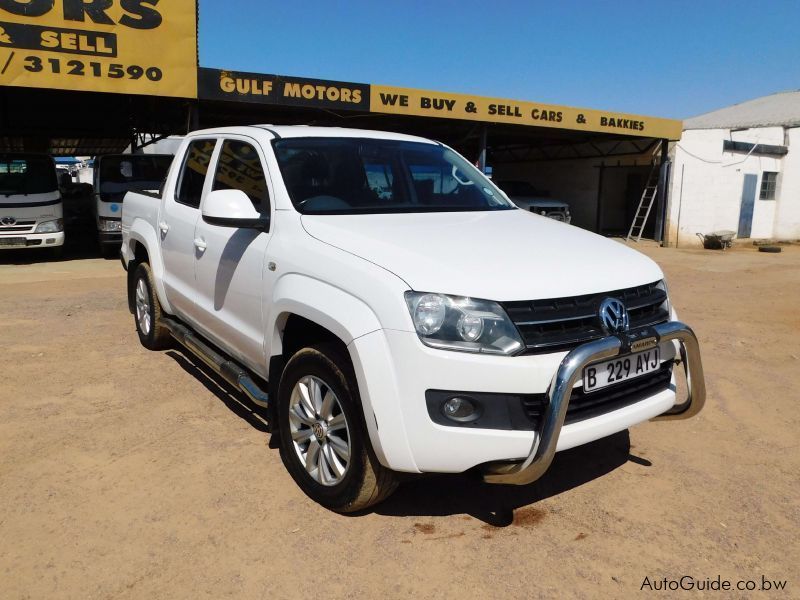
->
<box><xmin>684</xmin><ymin>90</ymin><xmax>800</xmax><ymax>130</ymax></box>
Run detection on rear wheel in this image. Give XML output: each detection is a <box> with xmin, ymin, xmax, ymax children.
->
<box><xmin>277</xmin><ymin>344</ymin><xmax>397</xmax><ymax>512</ymax></box>
<box><xmin>132</xmin><ymin>262</ymin><xmax>171</xmax><ymax>350</ymax></box>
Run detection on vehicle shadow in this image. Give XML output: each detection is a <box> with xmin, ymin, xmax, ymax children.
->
<box><xmin>371</xmin><ymin>430</ymin><xmax>640</xmax><ymax>525</ymax></box>
<box><xmin>164</xmin><ymin>347</ymin><xmax>647</xmax><ymax>524</ymax></box>
<box><xmin>165</xmin><ymin>349</ymin><xmax>270</xmax><ymax>434</ymax></box>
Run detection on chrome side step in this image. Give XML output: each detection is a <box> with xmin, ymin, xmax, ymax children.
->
<box><xmin>162</xmin><ymin>317</ymin><xmax>269</xmax><ymax>409</ymax></box>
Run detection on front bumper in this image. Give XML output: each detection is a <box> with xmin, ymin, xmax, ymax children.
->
<box><xmin>481</xmin><ymin>321</ymin><xmax>705</xmax><ymax>484</ymax></box>
<box><xmin>98</xmin><ymin>231</ymin><xmax>122</xmax><ymax>245</ymax></box>
<box><xmin>350</xmin><ymin>322</ymin><xmax>694</xmax><ymax>475</ymax></box>
<box><xmin>0</xmin><ymin>231</ymin><xmax>65</xmax><ymax>249</ymax></box>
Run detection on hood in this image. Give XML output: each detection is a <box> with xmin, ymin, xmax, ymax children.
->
<box><xmin>301</xmin><ymin>210</ymin><xmax>664</xmax><ymax>301</ymax></box>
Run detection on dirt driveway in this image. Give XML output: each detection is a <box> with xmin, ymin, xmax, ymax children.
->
<box><xmin>1</xmin><ymin>244</ymin><xmax>798</xmax><ymax>599</ymax></box>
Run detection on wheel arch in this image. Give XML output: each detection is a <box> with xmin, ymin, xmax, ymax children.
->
<box><xmin>125</xmin><ymin>221</ymin><xmax>173</xmax><ymax>315</ymax></box>
<box><xmin>267</xmin><ymin>274</ymin><xmax>386</xmax><ymax>463</ymax></box>
<box><xmin>267</xmin><ymin>274</ymin><xmax>382</xmax><ymax>358</ymax></box>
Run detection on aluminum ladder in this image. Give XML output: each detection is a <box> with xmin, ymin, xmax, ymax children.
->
<box><xmin>626</xmin><ymin>164</ymin><xmax>660</xmax><ymax>242</ymax></box>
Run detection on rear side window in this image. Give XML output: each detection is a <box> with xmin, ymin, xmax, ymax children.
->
<box><xmin>212</xmin><ymin>140</ymin><xmax>270</xmax><ymax>211</ymax></box>
<box><xmin>175</xmin><ymin>140</ymin><xmax>216</xmax><ymax>208</ymax></box>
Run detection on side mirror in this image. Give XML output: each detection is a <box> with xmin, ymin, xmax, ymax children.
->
<box><xmin>201</xmin><ymin>189</ymin><xmax>269</xmax><ymax>230</ymax></box>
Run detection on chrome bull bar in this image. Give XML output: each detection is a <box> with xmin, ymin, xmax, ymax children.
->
<box><xmin>482</xmin><ymin>321</ymin><xmax>706</xmax><ymax>485</ymax></box>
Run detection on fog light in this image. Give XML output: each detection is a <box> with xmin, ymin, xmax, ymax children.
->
<box><xmin>442</xmin><ymin>396</ymin><xmax>479</xmax><ymax>421</ymax></box>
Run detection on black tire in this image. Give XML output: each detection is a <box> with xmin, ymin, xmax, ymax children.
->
<box><xmin>758</xmin><ymin>245</ymin><xmax>782</xmax><ymax>253</ymax></box>
<box><xmin>131</xmin><ymin>262</ymin><xmax>171</xmax><ymax>350</ymax></box>
<box><xmin>277</xmin><ymin>343</ymin><xmax>397</xmax><ymax>513</ymax></box>
<box><xmin>50</xmin><ymin>246</ymin><xmax>64</xmax><ymax>261</ymax></box>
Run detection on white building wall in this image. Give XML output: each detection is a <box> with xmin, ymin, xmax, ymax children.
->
<box><xmin>666</xmin><ymin>126</ymin><xmax>794</xmax><ymax>247</ymax></box>
<box><xmin>774</xmin><ymin>127</ymin><xmax>800</xmax><ymax>239</ymax></box>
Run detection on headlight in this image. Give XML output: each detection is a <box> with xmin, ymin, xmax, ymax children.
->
<box><xmin>404</xmin><ymin>292</ymin><xmax>524</xmax><ymax>355</ymax></box>
<box><xmin>99</xmin><ymin>218</ymin><xmax>122</xmax><ymax>232</ymax></box>
<box><xmin>34</xmin><ymin>219</ymin><xmax>63</xmax><ymax>233</ymax></box>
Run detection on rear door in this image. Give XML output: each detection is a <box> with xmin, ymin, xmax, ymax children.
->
<box><xmin>192</xmin><ymin>136</ymin><xmax>274</xmax><ymax>376</ymax></box>
<box><xmin>159</xmin><ymin>138</ymin><xmax>217</xmax><ymax>322</ymax></box>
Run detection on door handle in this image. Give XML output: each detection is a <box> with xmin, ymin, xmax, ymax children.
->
<box><xmin>158</xmin><ymin>221</ymin><xmax>170</xmax><ymax>234</ymax></box>
<box><xmin>193</xmin><ymin>238</ymin><xmax>207</xmax><ymax>251</ymax></box>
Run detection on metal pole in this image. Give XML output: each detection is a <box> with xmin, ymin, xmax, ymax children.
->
<box><xmin>187</xmin><ymin>102</ymin><xmax>200</xmax><ymax>133</ymax></box>
<box><xmin>654</xmin><ymin>139</ymin><xmax>669</xmax><ymax>243</ymax></box>
<box><xmin>595</xmin><ymin>164</ymin><xmax>605</xmax><ymax>233</ymax></box>
<box><xmin>478</xmin><ymin>125</ymin><xmax>488</xmax><ymax>172</ymax></box>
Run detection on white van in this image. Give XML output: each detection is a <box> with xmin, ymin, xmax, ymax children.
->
<box><xmin>0</xmin><ymin>154</ymin><xmax>64</xmax><ymax>255</ymax></box>
<box><xmin>93</xmin><ymin>154</ymin><xmax>173</xmax><ymax>257</ymax></box>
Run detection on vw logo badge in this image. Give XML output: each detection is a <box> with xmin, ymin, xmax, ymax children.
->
<box><xmin>0</xmin><ymin>216</ymin><xmax>16</xmax><ymax>226</ymax></box>
<box><xmin>598</xmin><ymin>297</ymin><xmax>629</xmax><ymax>334</ymax></box>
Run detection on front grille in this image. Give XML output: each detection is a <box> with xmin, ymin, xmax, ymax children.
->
<box><xmin>501</xmin><ymin>281</ymin><xmax>669</xmax><ymax>355</ymax></box>
<box><xmin>521</xmin><ymin>360</ymin><xmax>674</xmax><ymax>427</ymax></box>
<box><xmin>0</xmin><ymin>220</ymin><xmax>36</xmax><ymax>233</ymax></box>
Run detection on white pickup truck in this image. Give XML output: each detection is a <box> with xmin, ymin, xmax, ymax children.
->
<box><xmin>121</xmin><ymin>126</ymin><xmax>705</xmax><ymax>512</ymax></box>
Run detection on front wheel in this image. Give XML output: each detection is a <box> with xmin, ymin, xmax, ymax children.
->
<box><xmin>277</xmin><ymin>344</ymin><xmax>397</xmax><ymax>512</ymax></box>
<box><xmin>131</xmin><ymin>262</ymin><xmax>171</xmax><ymax>350</ymax></box>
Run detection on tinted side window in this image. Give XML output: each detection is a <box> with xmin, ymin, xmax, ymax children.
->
<box><xmin>176</xmin><ymin>140</ymin><xmax>216</xmax><ymax>208</ymax></box>
<box><xmin>212</xmin><ymin>140</ymin><xmax>269</xmax><ymax>211</ymax></box>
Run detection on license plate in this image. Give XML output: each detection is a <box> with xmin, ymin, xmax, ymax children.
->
<box><xmin>583</xmin><ymin>347</ymin><xmax>661</xmax><ymax>392</ymax></box>
<box><xmin>0</xmin><ymin>237</ymin><xmax>26</xmax><ymax>247</ymax></box>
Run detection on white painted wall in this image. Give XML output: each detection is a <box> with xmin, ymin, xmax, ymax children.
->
<box><xmin>774</xmin><ymin>127</ymin><xmax>800</xmax><ymax>239</ymax></box>
<box><xmin>666</xmin><ymin>126</ymin><xmax>797</xmax><ymax>247</ymax></box>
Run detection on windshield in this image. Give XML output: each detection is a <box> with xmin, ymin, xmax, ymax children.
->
<box><xmin>0</xmin><ymin>156</ymin><xmax>58</xmax><ymax>196</ymax></box>
<box><xmin>98</xmin><ymin>155</ymin><xmax>173</xmax><ymax>201</ymax></box>
<box><xmin>273</xmin><ymin>138</ymin><xmax>514</xmax><ymax>214</ymax></box>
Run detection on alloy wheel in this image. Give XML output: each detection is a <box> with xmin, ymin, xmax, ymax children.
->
<box><xmin>288</xmin><ymin>375</ymin><xmax>351</xmax><ymax>486</ymax></box>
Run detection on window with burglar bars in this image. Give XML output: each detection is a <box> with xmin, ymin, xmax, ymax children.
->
<box><xmin>759</xmin><ymin>171</ymin><xmax>778</xmax><ymax>200</ymax></box>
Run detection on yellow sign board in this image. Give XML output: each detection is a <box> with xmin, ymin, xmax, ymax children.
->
<box><xmin>371</xmin><ymin>85</ymin><xmax>682</xmax><ymax>140</ymax></box>
<box><xmin>0</xmin><ymin>0</ymin><xmax>197</xmax><ymax>98</ymax></box>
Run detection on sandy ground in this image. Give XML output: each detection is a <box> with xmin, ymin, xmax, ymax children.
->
<box><xmin>1</xmin><ymin>242</ymin><xmax>798</xmax><ymax>599</ymax></box>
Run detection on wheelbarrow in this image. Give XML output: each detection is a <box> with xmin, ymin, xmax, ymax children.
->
<box><xmin>697</xmin><ymin>230</ymin><xmax>735</xmax><ymax>250</ymax></box>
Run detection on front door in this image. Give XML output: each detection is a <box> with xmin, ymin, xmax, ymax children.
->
<box><xmin>192</xmin><ymin>137</ymin><xmax>274</xmax><ymax>377</ymax></box>
<box><xmin>737</xmin><ymin>174</ymin><xmax>758</xmax><ymax>238</ymax></box>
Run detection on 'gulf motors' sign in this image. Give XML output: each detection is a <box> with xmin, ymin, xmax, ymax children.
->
<box><xmin>198</xmin><ymin>68</ymin><xmax>369</xmax><ymax>111</ymax></box>
<box><xmin>199</xmin><ymin>68</ymin><xmax>682</xmax><ymax>140</ymax></box>
<box><xmin>0</xmin><ymin>0</ymin><xmax>197</xmax><ymax>98</ymax></box>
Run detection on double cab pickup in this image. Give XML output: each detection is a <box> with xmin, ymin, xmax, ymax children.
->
<box><xmin>121</xmin><ymin>126</ymin><xmax>705</xmax><ymax>512</ymax></box>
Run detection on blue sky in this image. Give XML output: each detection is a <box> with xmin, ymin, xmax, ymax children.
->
<box><xmin>198</xmin><ymin>1</ymin><xmax>800</xmax><ymax>120</ymax></box>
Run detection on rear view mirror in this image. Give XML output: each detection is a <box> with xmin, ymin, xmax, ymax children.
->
<box><xmin>202</xmin><ymin>189</ymin><xmax>269</xmax><ymax>230</ymax></box>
